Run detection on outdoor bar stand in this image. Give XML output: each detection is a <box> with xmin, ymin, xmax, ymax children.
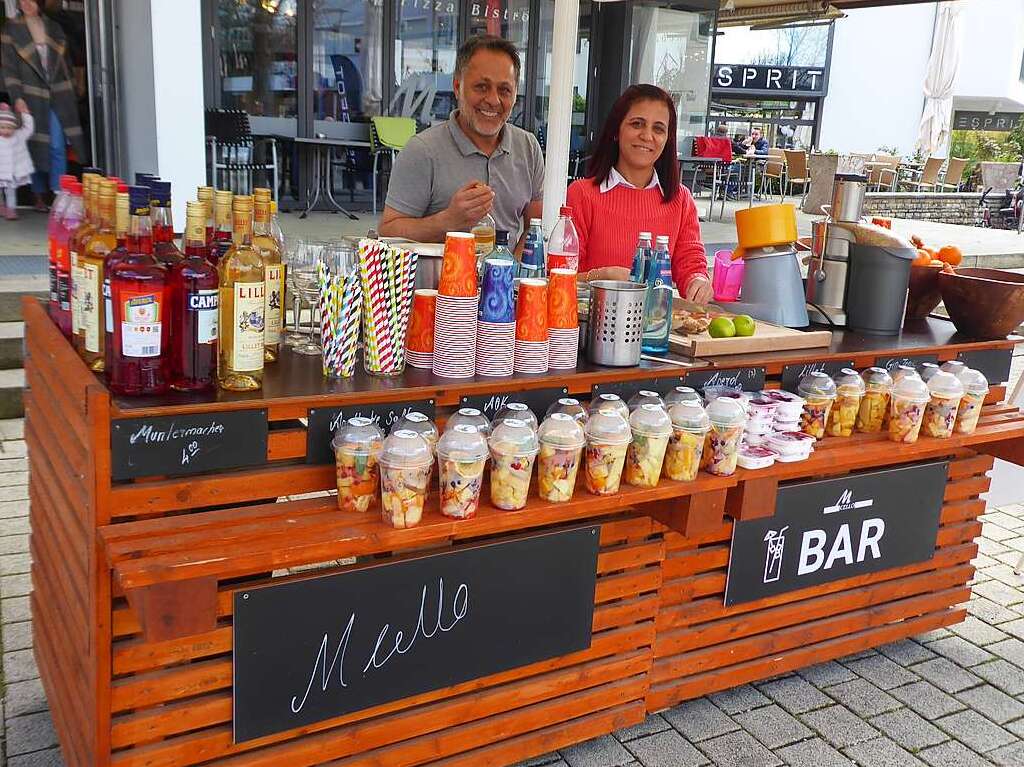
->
<box><xmin>22</xmin><ymin>295</ymin><xmax>1024</xmax><ymax>767</ymax></box>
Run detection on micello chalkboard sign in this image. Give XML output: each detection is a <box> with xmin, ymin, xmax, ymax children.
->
<box><xmin>685</xmin><ymin>367</ymin><xmax>765</xmax><ymax>393</ymax></box>
<box><xmin>110</xmin><ymin>410</ymin><xmax>269</xmax><ymax>481</ymax></box>
<box><xmin>874</xmin><ymin>353</ymin><xmax>940</xmax><ymax>374</ymax></box>
<box><xmin>591</xmin><ymin>376</ymin><xmax>685</xmax><ymax>404</ymax></box>
<box><xmin>306</xmin><ymin>399</ymin><xmax>436</xmax><ymax>464</ymax></box>
<box><xmin>957</xmin><ymin>348</ymin><xmax>1013</xmax><ymax>385</ymax></box>
<box><xmin>780</xmin><ymin>360</ymin><xmax>855</xmax><ymax>393</ymax></box>
<box><xmin>460</xmin><ymin>386</ymin><xmax>569</xmax><ymax>422</ymax></box>
<box><xmin>232</xmin><ymin>525</ymin><xmax>600</xmax><ymax>742</ymax></box>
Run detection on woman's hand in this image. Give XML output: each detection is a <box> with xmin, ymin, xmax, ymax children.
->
<box><xmin>684</xmin><ymin>274</ymin><xmax>713</xmax><ymax>304</ymax></box>
<box><xmin>585</xmin><ymin>266</ymin><xmax>631</xmax><ymax>283</ymax></box>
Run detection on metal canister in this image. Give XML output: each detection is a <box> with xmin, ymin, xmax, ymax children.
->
<box><xmin>829</xmin><ymin>173</ymin><xmax>868</xmax><ymax>223</ymax></box>
<box><xmin>586</xmin><ymin>280</ymin><xmax>647</xmax><ymax>367</ymax></box>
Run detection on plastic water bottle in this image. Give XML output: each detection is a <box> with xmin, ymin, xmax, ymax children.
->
<box><xmin>519</xmin><ymin>218</ymin><xmax>546</xmax><ymax>279</ymax></box>
<box><xmin>630</xmin><ymin>231</ymin><xmax>653</xmax><ymax>283</ymax></box>
<box><xmin>547</xmin><ymin>206</ymin><xmax>579</xmax><ymax>272</ymax></box>
<box><xmin>641</xmin><ymin>235</ymin><xmax>674</xmax><ymax>355</ymax></box>
<box><xmin>479</xmin><ymin>229</ymin><xmax>517</xmax><ymax>281</ymax></box>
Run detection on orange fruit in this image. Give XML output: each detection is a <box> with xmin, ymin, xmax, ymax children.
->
<box><xmin>912</xmin><ymin>250</ymin><xmax>932</xmax><ymax>266</ymax></box>
<box><xmin>936</xmin><ymin>245</ymin><xmax>963</xmax><ymax>266</ymax></box>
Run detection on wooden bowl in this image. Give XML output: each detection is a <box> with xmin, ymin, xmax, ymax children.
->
<box><xmin>937</xmin><ymin>267</ymin><xmax>1024</xmax><ymax>339</ymax></box>
<box><xmin>905</xmin><ymin>265</ymin><xmax>943</xmax><ymax>320</ymax></box>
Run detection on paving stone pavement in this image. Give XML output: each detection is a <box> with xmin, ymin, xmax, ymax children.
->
<box><xmin>5</xmin><ymin>416</ymin><xmax>1024</xmax><ymax>766</ymax></box>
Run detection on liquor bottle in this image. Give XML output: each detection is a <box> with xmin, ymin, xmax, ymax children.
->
<box><xmin>269</xmin><ymin>199</ymin><xmax>286</xmax><ymax>252</ymax></box>
<box><xmin>151</xmin><ymin>181</ymin><xmax>183</xmax><ymax>268</ymax></box>
<box><xmin>641</xmin><ymin>235</ymin><xmax>674</xmax><ymax>355</ymax></box>
<box><xmin>253</xmin><ymin>188</ymin><xmax>283</xmax><ymax>362</ymax></box>
<box><xmin>108</xmin><ymin>186</ymin><xmax>170</xmax><ymax>396</ymax></box>
<box><xmin>629</xmin><ymin>232</ymin><xmax>653</xmax><ymax>283</ymax></box>
<box><xmin>472</xmin><ymin>212</ymin><xmax>496</xmax><ymax>256</ymax></box>
<box><xmin>217</xmin><ymin>195</ymin><xmax>265</xmax><ymax>391</ymax></box>
<box><xmin>70</xmin><ymin>172</ymin><xmax>101</xmax><ymax>345</ymax></box>
<box><xmin>53</xmin><ymin>179</ymin><xmax>83</xmax><ymax>337</ymax></box>
<box><xmin>197</xmin><ymin>186</ymin><xmax>215</xmax><ymax>244</ymax></box>
<box><xmin>104</xmin><ymin>190</ymin><xmax>131</xmax><ymax>373</ymax></box>
<box><xmin>211</xmin><ymin>190</ymin><xmax>234</xmax><ymax>265</ymax></box>
<box><xmin>548</xmin><ymin>206</ymin><xmax>580</xmax><ymax>272</ymax></box>
<box><xmin>519</xmin><ymin>218</ymin><xmax>546</xmax><ymax>279</ymax></box>
<box><xmin>47</xmin><ymin>174</ymin><xmax>75</xmax><ymax>320</ymax></box>
<box><xmin>169</xmin><ymin>201</ymin><xmax>219</xmax><ymax>391</ymax></box>
<box><xmin>78</xmin><ymin>182</ymin><xmax>119</xmax><ymax>370</ymax></box>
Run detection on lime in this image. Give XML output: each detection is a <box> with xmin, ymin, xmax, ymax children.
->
<box><xmin>733</xmin><ymin>315</ymin><xmax>756</xmax><ymax>337</ymax></box>
<box><xmin>708</xmin><ymin>317</ymin><xmax>737</xmax><ymax>339</ymax></box>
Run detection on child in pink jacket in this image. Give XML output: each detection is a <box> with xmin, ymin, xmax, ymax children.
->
<box><xmin>0</xmin><ymin>100</ymin><xmax>36</xmax><ymax>220</ymax></box>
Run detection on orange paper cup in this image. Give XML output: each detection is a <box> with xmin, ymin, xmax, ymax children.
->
<box><xmin>547</xmin><ymin>268</ymin><xmax>578</xmax><ymax>329</ymax></box>
<box><xmin>438</xmin><ymin>232</ymin><xmax>478</xmax><ymax>297</ymax></box>
<box><xmin>516</xmin><ymin>278</ymin><xmax>549</xmax><ymax>341</ymax></box>
<box><xmin>406</xmin><ymin>289</ymin><xmax>437</xmax><ymax>353</ymax></box>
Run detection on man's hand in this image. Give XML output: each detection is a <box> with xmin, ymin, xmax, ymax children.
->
<box><xmin>13</xmin><ymin>99</ymin><xmax>28</xmax><ymax>114</ymax></box>
<box><xmin>444</xmin><ymin>181</ymin><xmax>494</xmax><ymax>230</ymax></box>
<box><xmin>684</xmin><ymin>274</ymin><xmax>713</xmax><ymax>304</ymax></box>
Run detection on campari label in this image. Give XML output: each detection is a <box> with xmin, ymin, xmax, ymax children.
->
<box><xmin>189</xmin><ymin>289</ymin><xmax>219</xmax><ymax>345</ymax></box>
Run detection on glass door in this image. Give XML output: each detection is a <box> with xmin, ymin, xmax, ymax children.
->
<box><xmin>392</xmin><ymin>0</ymin><xmax>460</xmax><ymax>128</ymax></box>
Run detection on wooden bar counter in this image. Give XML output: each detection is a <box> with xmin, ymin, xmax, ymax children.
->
<box><xmin>22</xmin><ymin>296</ymin><xmax>1024</xmax><ymax>767</ymax></box>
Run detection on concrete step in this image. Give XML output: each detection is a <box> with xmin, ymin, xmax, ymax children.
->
<box><xmin>0</xmin><ymin>368</ymin><xmax>25</xmax><ymax>419</ymax></box>
<box><xmin>0</xmin><ymin>289</ymin><xmax>46</xmax><ymax>323</ymax></box>
<box><xmin>0</xmin><ymin>322</ymin><xmax>25</xmax><ymax>370</ymax></box>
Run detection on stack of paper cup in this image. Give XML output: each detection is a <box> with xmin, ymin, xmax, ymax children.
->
<box><xmin>433</xmin><ymin>232</ymin><xmax>479</xmax><ymax>378</ymax></box>
<box><xmin>477</xmin><ymin>258</ymin><xmax>515</xmax><ymax>377</ymax></box>
<box><xmin>547</xmin><ymin>268</ymin><xmax>579</xmax><ymax>369</ymax></box>
<box><xmin>514</xmin><ymin>278</ymin><xmax>549</xmax><ymax>374</ymax></box>
<box><xmin>405</xmin><ymin>289</ymin><xmax>436</xmax><ymax>369</ymax></box>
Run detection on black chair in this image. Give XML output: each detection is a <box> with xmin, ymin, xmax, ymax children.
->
<box><xmin>205</xmin><ymin>109</ymin><xmax>279</xmax><ymax>200</ymax></box>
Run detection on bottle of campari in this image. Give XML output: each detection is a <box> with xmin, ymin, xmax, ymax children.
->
<box><xmin>108</xmin><ymin>186</ymin><xmax>170</xmax><ymax>396</ymax></box>
<box><xmin>169</xmin><ymin>201</ymin><xmax>218</xmax><ymax>391</ymax></box>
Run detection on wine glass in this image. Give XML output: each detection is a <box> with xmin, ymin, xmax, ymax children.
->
<box><xmin>291</xmin><ymin>241</ymin><xmax>323</xmax><ymax>356</ymax></box>
<box><xmin>284</xmin><ymin>239</ymin><xmax>311</xmax><ymax>347</ymax></box>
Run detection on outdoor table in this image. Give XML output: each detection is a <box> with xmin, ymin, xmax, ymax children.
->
<box><xmin>678</xmin><ymin>155</ymin><xmax>722</xmax><ymax>220</ymax></box>
<box><xmin>736</xmin><ymin>154</ymin><xmax>770</xmax><ymax>207</ymax></box>
<box><xmin>294</xmin><ymin>136</ymin><xmax>373</xmax><ymax>221</ymax></box>
<box><xmin>22</xmin><ymin>296</ymin><xmax>1024</xmax><ymax>767</ymax></box>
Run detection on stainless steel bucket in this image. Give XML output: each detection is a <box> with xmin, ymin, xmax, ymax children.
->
<box><xmin>414</xmin><ymin>253</ymin><xmax>443</xmax><ymax>290</ymax></box>
<box><xmin>587</xmin><ymin>280</ymin><xmax>647</xmax><ymax>367</ymax></box>
<box><xmin>829</xmin><ymin>173</ymin><xmax>868</xmax><ymax>223</ymax></box>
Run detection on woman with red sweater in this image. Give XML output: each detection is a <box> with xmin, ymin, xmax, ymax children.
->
<box><xmin>566</xmin><ymin>84</ymin><xmax>712</xmax><ymax>303</ymax></box>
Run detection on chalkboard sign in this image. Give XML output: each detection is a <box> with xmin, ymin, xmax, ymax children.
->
<box><xmin>111</xmin><ymin>410</ymin><xmax>268</xmax><ymax>481</ymax></box>
<box><xmin>874</xmin><ymin>353</ymin><xmax>940</xmax><ymax>374</ymax></box>
<box><xmin>306</xmin><ymin>399</ymin><xmax>436</xmax><ymax>464</ymax></box>
<box><xmin>460</xmin><ymin>386</ymin><xmax>569</xmax><ymax>422</ymax></box>
<box><xmin>685</xmin><ymin>367</ymin><xmax>765</xmax><ymax>393</ymax></box>
<box><xmin>957</xmin><ymin>348</ymin><xmax>1013</xmax><ymax>385</ymax></box>
<box><xmin>724</xmin><ymin>460</ymin><xmax>947</xmax><ymax>606</ymax></box>
<box><xmin>781</xmin><ymin>360</ymin><xmax>855</xmax><ymax>393</ymax></box>
<box><xmin>591</xmin><ymin>376</ymin><xmax>685</xmax><ymax>404</ymax></box>
<box><xmin>233</xmin><ymin>525</ymin><xmax>600</xmax><ymax>742</ymax></box>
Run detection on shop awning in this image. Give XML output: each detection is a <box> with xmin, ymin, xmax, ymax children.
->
<box><xmin>717</xmin><ymin>0</ymin><xmax>938</xmax><ymax>27</ymax></box>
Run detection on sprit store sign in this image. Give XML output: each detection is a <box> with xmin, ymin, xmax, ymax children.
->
<box><xmin>725</xmin><ymin>461</ymin><xmax>948</xmax><ymax>606</ymax></box>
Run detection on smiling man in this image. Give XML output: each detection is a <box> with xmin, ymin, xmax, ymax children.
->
<box><xmin>378</xmin><ymin>36</ymin><xmax>544</xmax><ymax>249</ymax></box>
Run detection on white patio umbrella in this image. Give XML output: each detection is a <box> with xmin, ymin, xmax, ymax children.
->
<box><xmin>915</xmin><ymin>1</ymin><xmax>964</xmax><ymax>158</ymax></box>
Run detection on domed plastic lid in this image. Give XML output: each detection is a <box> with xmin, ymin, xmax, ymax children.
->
<box><xmin>940</xmin><ymin>360</ymin><xmax>966</xmax><ymax>376</ymax></box>
<box><xmin>919</xmin><ymin>362</ymin><xmax>940</xmax><ymax>383</ymax></box>
<box><xmin>545</xmin><ymin>397</ymin><xmax>588</xmax><ymax>424</ymax></box>
<box><xmin>928</xmin><ymin>370</ymin><xmax>965</xmax><ymax>400</ymax></box>
<box><xmin>489</xmin><ymin>418</ymin><xmax>540</xmax><ymax>456</ymax></box>
<box><xmin>798</xmin><ymin>371</ymin><xmax>837</xmax><ymax>400</ymax></box>
<box><xmin>669</xmin><ymin>401</ymin><xmax>711</xmax><ymax>432</ymax></box>
<box><xmin>538</xmin><ymin>413</ymin><xmax>586</xmax><ymax>448</ymax></box>
<box><xmin>861</xmin><ymin>367</ymin><xmax>894</xmax><ymax>390</ymax></box>
<box><xmin>630</xmin><ymin>403</ymin><xmax>673</xmax><ymax>437</ymax></box>
<box><xmin>584</xmin><ymin>411</ymin><xmax>632</xmax><ymax>445</ymax></box>
<box><xmin>380</xmin><ymin>430</ymin><xmax>433</xmax><ymax>468</ymax></box>
<box><xmin>891</xmin><ymin>365</ymin><xmax>919</xmax><ymax>385</ymax></box>
<box><xmin>331</xmin><ymin>416</ymin><xmax>384</xmax><ymax>455</ymax></box>
<box><xmin>664</xmin><ymin>386</ymin><xmax>702</xmax><ymax>408</ymax></box>
<box><xmin>588</xmin><ymin>393</ymin><xmax>630</xmax><ymax>421</ymax></box>
<box><xmin>491</xmin><ymin>402</ymin><xmax>538</xmax><ymax>432</ymax></box>
<box><xmin>957</xmin><ymin>367</ymin><xmax>989</xmax><ymax>397</ymax></box>
<box><xmin>835</xmin><ymin>368</ymin><xmax>866</xmax><ymax>396</ymax></box>
<box><xmin>892</xmin><ymin>374</ymin><xmax>930</xmax><ymax>403</ymax></box>
<box><xmin>706</xmin><ymin>396</ymin><xmax>747</xmax><ymax>427</ymax></box>
<box><xmin>437</xmin><ymin>424</ymin><xmax>489</xmax><ymax>461</ymax></box>
<box><xmin>446</xmin><ymin>407</ymin><xmax>491</xmax><ymax>435</ymax></box>
<box><xmin>627</xmin><ymin>389</ymin><xmax>665</xmax><ymax>412</ymax></box>
<box><xmin>392</xmin><ymin>411</ymin><xmax>438</xmax><ymax>445</ymax></box>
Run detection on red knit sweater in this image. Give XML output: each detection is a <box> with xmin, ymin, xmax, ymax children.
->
<box><xmin>566</xmin><ymin>178</ymin><xmax>708</xmax><ymax>291</ymax></box>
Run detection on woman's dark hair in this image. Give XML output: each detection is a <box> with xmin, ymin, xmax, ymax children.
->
<box><xmin>587</xmin><ymin>84</ymin><xmax>680</xmax><ymax>204</ymax></box>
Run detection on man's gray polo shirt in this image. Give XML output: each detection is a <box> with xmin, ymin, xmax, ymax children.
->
<box><xmin>384</xmin><ymin>112</ymin><xmax>544</xmax><ymax>243</ymax></box>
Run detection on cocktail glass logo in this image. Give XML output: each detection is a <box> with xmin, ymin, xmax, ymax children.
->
<box><xmin>762</xmin><ymin>526</ymin><xmax>788</xmax><ymax>584</ymax></box>
<box><xmin>824</xmin><ymin>489</ymin><xmax>874</xmax><ymax>515</ymax></box>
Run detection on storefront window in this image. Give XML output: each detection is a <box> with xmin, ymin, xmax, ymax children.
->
<box><xmin>312</xmin><ymin>0</ymin><xmax>385</xmax><ymax>120</ymax></box>
<box><xmin>391</xmin><ymin>0</ymin><xmax>459</xmax><ymax>127</ymax></box>
<box><xmin>214</xmin><ymin>0</ymin><xmax>299</xmax><ymax>118</ymax></box>
<box><xmin>533</xmin><ymin>0</ymin><xmax>591</xmax><ymax>153</ymax></box>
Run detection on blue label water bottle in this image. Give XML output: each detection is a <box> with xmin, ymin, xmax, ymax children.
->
<box><xmin>520</xmin><ymin>217</ymin><xmax>546</xmax><ymax>279</ymax></box>
<box><xmin>642</xmin><ymin>235</ymin><xmax>674</xmax><ymax>355</ymax></box>
<box><xmin>630</xmin><ymin>231</ymin><xmax>653</xmax><ymax>283</ymax></box>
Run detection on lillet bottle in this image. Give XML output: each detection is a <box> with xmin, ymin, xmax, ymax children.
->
<box><xmin>218</xmin><ymin>195</ymin><xmax>265</xmax><ymax>392</ymax></box>
<box><xmin>169</xmin><ymin>201</ymin><xmax>219</xmax><ymax>391</ymax></box>
<box><xmin>78</xmin><ymin>180</ymin><xmax>119</xmax><ymax>370</ymax></box>
<box><xmin>108</xmin><ymin>186</ymin><xmax>170</xmax><ymax>396</ymax></box>
<box><xmin>253</xmin><ymin>188</ymin><xmax>283</xmax><ymax>362</ymax></box>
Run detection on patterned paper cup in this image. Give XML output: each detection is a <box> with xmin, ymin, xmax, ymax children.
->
<box><xmin>547</xmin><ymin>268</ymin><xmax>579</xmax><ymax>329</ymax></box>
<box><xmin>438</xmin><ymin>231</ymin><xmax>478</xmax><ymax>297</ymax></box>
<box><xmin>405</xmin><ymin>288</ymin><xmax>437</xmax><ymax>354</ymax></box>
<box><xmin>479</xmin><ymin>258</ymin><xmax>516</xmax><ymax>323</ymax></box>
<box><xmin>516</xmin><ymin>278</ymin><xmax>549</xmax><ymax>342</ymax></box>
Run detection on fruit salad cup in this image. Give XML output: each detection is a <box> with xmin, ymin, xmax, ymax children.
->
<box><xmin>624</xmin><ymin>404</ymin><xmax>673</xmax><ymax>488</ymax></box>
<box><xmin>627</xmin><ymin>389</ymin><xmax>666</xmax><ymax>413</ymax></box>
<box><xmin>826</xmin><ymin>369</ymin><xmax>866</xmax><ymax>438</ymax></box>
<box><xmin>954</xmin><ymin>368</ymin><xmax>989</xmax><ymax>435</ymax></box>
<box><xmin>856</xmin><ymin>367</ymin><xmax>894</xmax><ymax>433</ymax></box>
<box><xmin>445</xmin><ymin>407</ymin><xmax>491</xmax><ymax>436</ymax></box>
<box><xmin>583</xmin><ymin>411</ymin><xmax>632</xmax><ymax>495</ymax></box>
<box><xmin>663</xmin><ymin>386</ymin><xmax>703</xmax><ymax>409</ymax></box>
<box><xmin>798</xmin><ymin>371</ymin><xmax>837</xmax><ymax>440</ymax></box>
<box><xmin>921</xmin><ymin>370</ymin><xmax>965</xmax><ymax>439</ymax></box>
<box><xmin>705</xmin><ymin>398</ymin><xmax>747</xmax><ymax>477</ymax></box>
<box><xmin>491</xmin><ymin>402</ymin><xmax>539</xmax><ymax>433</ymax></box>
<box><xmin>888</xmin><ymin>376</ymin><xmax>931</xmax><ymax>444</ymax></box>
<box><xmin>392</xmin><ymin>411</ymin><xmax>439</xmax><ymax>485</ymax></box>
<box><xmin>437</xmin><ymin>425</ymin><xmax>489</xmax><ymax>519</ymax></box>
<box><xmin>379</xmin><ymin>430</ymin><xmax>433</xmax><ymax>529</ymax></box>
<box><xmin>664</xmin><ymin>402</ymin><xmax>711</xmax><ymax>482</ymax></box>
<box><xmin>536</xmin><ymin>413</ymin><xmax>586</xmax><ymax>503</ymax></box>
<box><xmin>544</xmin><ymin>397</ymin><xmax>589</xmax><ymax>426</ymax></box>
<box><xmin>588</xmin><ymin>393</ymin><xmax>630</xmax><ymax>422</ymax></box>
<box><xmin>488</xmin><ymin>418</ymin><xmax>539</xmax><ymax>511</ymax></box>
<box><xmin>332</xmin><ymin>417</ymin><xmax>384</xmax><ymax>512</ymax></box>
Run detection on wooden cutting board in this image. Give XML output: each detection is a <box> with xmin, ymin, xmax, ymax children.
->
<box><xmin>670</xmin><ymin>312</ymin><xmax>833</xmax><ymax>358</ymax></box>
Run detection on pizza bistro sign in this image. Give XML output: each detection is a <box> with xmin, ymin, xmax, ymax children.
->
<box><xmin>713</xmin><ymin>64</ymin><xmax>826</xmax><ymax>95</ymax></box>
<box><xmin>725</xmin><ymin>461</ymin><xmax>948</xmax><ymax>606</ymax></box>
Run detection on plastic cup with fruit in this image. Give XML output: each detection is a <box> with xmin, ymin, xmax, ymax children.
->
<box><xmin>536</xmin><ymin>413</ymin><xmax>586</xmax><ymax>503</ymax></box>
<box><xmin>954</xmin><ymin>367</ymin><xmax>989</xmax><ymax>435</ymax></box>
<box><xmin>663</xmin><ymin>386</ymin><xmax>703</xmax><ymax>409</ymax></box>
<box><xmin>379</xmin><ymin>429</ymin><xmax>434</xmax><ymax>528</ymax></box>
<box><xmin>488</xmin><ymin>418</ymin><xmax>539</xmax><ymax>511</ymax></box>
<box><xmin>490</xmin><ymin>402</ymin><xmax>539</xmax><ymax>433</ymax></box>
<box><xmin>437</xmin><ymin>425</ymin><xmax>489</xmax><ymax>519</ymax></box>
<box><xmin>826</xmin><ymin>368</ymin><xmax>866</xmax><ymax>438</ymax></box>
<box><xmin>887</xmin><ymin>375</ymin><xmax>931</xmax><ymax>444</ymax></box>
<box><xmin>445</xmin><ymin>407</ymin><xmax>492</xmax><ymax>436</ymax></box>
<box><xmin>587</xmin><ymin>393</ymin><xmax>630</xmax><ymax>422</ymax></box>
<box><xmin>798</xmin><ymin>371</ymin><xmax>837</xmax><ymax>439</ymax></box>
<box><xmin>922</xmin><ymin>370</ymin><xmax>965</xmax><ymax>439</ymax></box>
<box><xmin>624</xmin><ymin>404</ymin><xmax>672</xmax><ymax>488</ymax></box>
<box><xmin>856</xmin><ymin>367</ymin><xmax>894</xmax><ymax>433</ymax></box>
<box><xmin>545</xmin><ymin>397</ymin><xmax>589</xmax><ymax>425</ymax></box>
<box><xmin>706</xmin><ymin>397</ymin><xmax>747</xmax><ymax>477</ymax></box>
<box><xmin>627</xmin><ymin>389</ymin><xmax>666</xmax><ymax>413</ymax></box>
<box><xmin>392</xmin><ymin>411</ymin><xmax>439</xmax><ymax>484</ymax></box>
<box><xmin>583</xmin><ymin>411</ymin><xmax>632</xmax><ymax>495</ymax></box>
<box><xmin>664</xmin><ymin>401</ymin><xmax>710</xmax><ymax>481</ymax></box>
<box><xmin>332</xmin><ymin>417</ymin><xmax>384</xmax><ymax>512</ymax></box>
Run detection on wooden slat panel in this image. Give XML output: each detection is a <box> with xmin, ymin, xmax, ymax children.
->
<box><xmin>266</xmin><ymin>428</ymin><xmax>307</xmax><ymax>461</ymax></box>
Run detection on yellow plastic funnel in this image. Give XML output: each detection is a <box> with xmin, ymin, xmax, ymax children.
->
<box><xmin>732</xmin><ymin>204</ymin><xmax>799</xmax><ymax>260</ymax></box>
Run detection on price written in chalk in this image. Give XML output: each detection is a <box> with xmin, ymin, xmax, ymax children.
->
<box><xmin>686</xmin><ymin>367</ymin><xmax>765</xmax><ymax>393</ymax></box>
<box><xmin>306</xmin><ymin>399</ymin><xmax>437</xmax><ymax>464</ymax></box>
<box><xmin>781</xmin><ymin>360</ymin><xmax>855</xmax><ymax>393</ymax></box>
<box><xmin>460</xmin><ymin>387</ymin><xmax>569</xmax><ymax>422</ymax></box>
